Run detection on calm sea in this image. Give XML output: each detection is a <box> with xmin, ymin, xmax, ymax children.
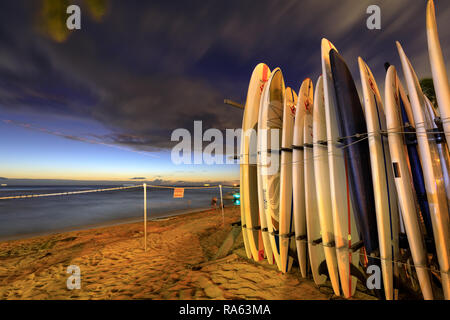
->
<box><xmin>0</xmin><ymin>185</ymin><xmax>236</xmax><ymax>240</ymax></box>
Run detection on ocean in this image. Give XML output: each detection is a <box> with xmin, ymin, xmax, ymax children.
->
<box><xmin>0</xmin><ymin>185</ymin><xmax>237</xmax><ymax>240</ymax></box>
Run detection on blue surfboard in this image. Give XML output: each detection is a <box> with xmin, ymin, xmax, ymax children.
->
<box><xmin>329</xmin><ymin>49</ymin><xmax>379</xmax><ymax>255</ymax></box>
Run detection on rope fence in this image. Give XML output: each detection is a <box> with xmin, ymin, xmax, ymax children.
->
<box><xmin>0</xmin><ymin>183</ymin><xmax>239</xmax><ymax>251</ymax></box>
<box><xmin>0</xmin><ymin>185</ymin><xmax>143</xmax><ymax>201</ymax></box>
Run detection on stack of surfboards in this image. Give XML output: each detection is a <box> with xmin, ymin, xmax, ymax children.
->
<box><xmin>239</xmin><ymin>0</ymin><xmax>449</xmax><ymax>300</ymax></box>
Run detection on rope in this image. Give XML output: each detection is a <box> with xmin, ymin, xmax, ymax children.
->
<box><xmin>291</xmin><ymin>236</ymin><xmax>444</xmax><ymax>275</ymax></box>
<box><xmin>0</xmin><ymin>185</ymin><xmax>142</xmax><ymax>200</ymax></box>
<box><xmin>144</xmin><ymin>184</ymin><xmax>219</xmax><ymax>190</ymax></box>
<box><xmin>0</xmin><ymin>184</ymin><xmax>233</xmax><ymax>201</ymax></box>
<box><xmin>249</xmin><ymin>127</ymin><xmax>449</xmax><ymax>167</ymax></box>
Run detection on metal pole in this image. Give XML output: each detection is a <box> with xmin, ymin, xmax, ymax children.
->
<box><xmin>143</xmin><ymin>183</ymin><xmax>147</xmax><ymax>251</ymax></box>
<box><xmin>219</xmin><ymin>185</ymin><xmax>224</xmax><ymax>226</ymax></box>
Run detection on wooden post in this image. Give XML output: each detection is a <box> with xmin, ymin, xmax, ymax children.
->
<box><xmin>224</xmin><ymin>99</ymin><xmax>244</xmax><ymax>110</ymax></box>
<box><xmin>219</xmin><ymin>185</ymin><xmax>224</xmax><ymax>226</ymax></box>
<box><xmin>143</xmin><ymin>183</ymin><xmax>147</xmax><ymax>251</ymax></box>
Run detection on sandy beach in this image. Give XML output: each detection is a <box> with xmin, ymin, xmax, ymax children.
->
<box><xmin>0</xmin><ymin>206</ymin><xmax>376</xmax><ymax>300</ymax></box>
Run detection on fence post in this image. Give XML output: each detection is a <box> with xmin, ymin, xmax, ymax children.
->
<box><xmin>143</xmin><ymin>183</ymin><xmax>147</xmax><ymax>252</ymax></box>
<box><xmin>219</xmin><ymin>185</ymin><xmax>224</xmax><ymax>226</ymax></box>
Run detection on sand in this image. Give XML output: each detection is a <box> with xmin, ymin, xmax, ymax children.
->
<box><xmin>0</xmin><ymin>206</ymin><xmax>376</xmax><ymax>300</ymax></box>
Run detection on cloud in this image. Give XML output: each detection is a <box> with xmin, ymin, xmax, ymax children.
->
<box><xmin>130</xmin><ymin>177</ymin><xmax>146</xmax><ymax>180</ymax></box>
<box><xmin>2</xmin><ymin>119</ymin><xmax>160</xmax><ymax>157</ymax></box>
<box><xmin>0</xmin><ymin>0</ymin><xmax>449</xmax><ymax>154</ymax></box>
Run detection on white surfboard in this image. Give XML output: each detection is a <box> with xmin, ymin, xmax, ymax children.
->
<box><xmin>241</xmin><ymin>63</ymin><xmax>270</xmax><ymax>262</ymax></box>
<box><xmin>257</xmin><ymin>83</ymin><xmax>274</xmax><ymax>265</ymax></box>
<box><xmin>321</xmin><ymin>38</ymin><xmax>360</xmax><ymax>298</ymax></box>
<box><xmin>292</xmin><ymin>78</ymin><xmax>313</xmax><ymax>278</ymax></box>
<box><xmin>397</xmin><ymin>41</ymin><xmax>450</xmax><ymax>299</ymax></box>
<box><xmin>423</xmin><ymin>94</ymin><xmax>450</xmax><ymax>208</ymax></box>
<box><xmin>304</xmin><ymin>93</ymin><xmax>327</xmax><ymax>286</ymax></box>
<box><xmin>312</xmin><ymin>75</ymin><xmax>341</xmax><ymax>296</ymax></box>
<box><xmin>384</xmin><ymin>65</ymin><xmax>434</xmax><ymax>300</ymax></box>
<box><xmin>358</xmin><ymin>58</ymin><xmax>400</xmax><ymax>300</ymax></box>
<box><xmin>426</xmin><ymin>0</ymin><xmax>450</xmax><ymax>150</ymax></box>
<box><xmin>279</xmin><ymin>87</ymin><xmax>297</xmax><ymax>273</ymax></box>
<box><xmin>258</xmin><ymin>67</ymin><xmax>285</xmax><ymax>271</ymax></box>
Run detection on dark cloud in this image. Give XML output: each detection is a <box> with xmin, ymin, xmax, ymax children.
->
<box><xmin>130</xmin><ymin>177</ymin><xmax>146</xmax><ymax>180</ymax></box>
<box><xmin>0</xmin><ymin>0</ymin><xmax>449</xmax><ymax>153</ymax></box>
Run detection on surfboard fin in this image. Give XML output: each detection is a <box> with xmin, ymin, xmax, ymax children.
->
<box><xmin>318</xmin><ymin>260</ymin><xmax>329</xmax><ymax>278</ymax></box>
<box><xmin>350</xmin><ymin>240</ymin><xmax>365</xmax><ymax>252</ymax></box>
<box><xmin>349</xmin><ymin>263</ymin><xmax>366</xmax><ymax>284</ymax></box>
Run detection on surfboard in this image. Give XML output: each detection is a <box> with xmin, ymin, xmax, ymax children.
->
<box><xmin>239</xmin><ymin>156</ymin><xmax>252</xmax><ymax>259</ymax></box>
<box><xmin>258</xmin><ymin>67</ymin><xmax>285</xmax><ymax>271</ymax></box>
<box><xmin>397</xmin><ymin>41</ymin><xmax>450</xmax><ymax>299</ymax></box>
<box><xmin>303</xmin><ymin>85</ymin><xmax>327</xmax><ymax>286</ymax></box>
<box><xmin>359</xmin><ymin>58</ymin><xmax>400</xmax><ymax>300</ymax></box>
<box><xmin>321</xmin><ymin>38</ymin><xmax>360</xmax><ymax>298</ymax></box>
<box><xmin>426</xmin><ymin>0</ymin><xmax>450</xmax><ymax>150</ymax></box>
<box><xmin>313</xmin><ymin>75</ymin><xmax>341</xmax><ymax>296</ymax></box>
<box><xmin>390</xmin><ymin>66</ymin><xmax>435</xmax><ymax>239</ymax></box>
<box><xmin>240</xmin><ymin>63</ymin><xmax>270</xmax><ymax>262</ymax></box>
<box><xmin>424</xmin><ymin>94</ymin><xmax>450</xmax><ymax>208</ymax></box>
<box><xmin>257</xmin><ymin>82</ymin><xmax>274</xmax><ymax>265</ymax></box>
<box><xmin>279</xmin><ymin>87</ymin><xmax>297</xmax><ymax>273</ymax></box>
<box><xmin>292</xmin><ymin>78</ymin><xmax>313</xmax><ymax>278</ymax></box>
<box><xmin>384</xmin><ymin>65</ymin><xmax>434</xmax><ymax>300</ymax></box>
<box><xmin>330</xmin><ymin>49</ymin><xmax>379</xmax><ymax>258</ymax></box>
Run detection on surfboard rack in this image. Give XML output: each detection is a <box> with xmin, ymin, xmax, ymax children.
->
<box><xmin>324</xmin><ymin>240</ymin><xmax>336</xmax><ymax>248</ymax></box>
<box><xmin>270</xmin><ymin>230</ymin><xmax>279</xmax><ymax>236</ymax></box>
<box><xmin>280</xmin><ymin>232</ymin><xmax>295</xmax><ymax>239</ymax></box>
<box><xmin>303</xmin><ymin>143</ymin><xmax>313</xmax><ymax>149</ymax></box>
<box><xmin>434</xmin><ymin>116</ymin><xmax>443</xmax><ymax>129</ymax></box>
<box><xmin>350</xmin><ymin>240</ymin><xmax>365</xmax><ymax>252</ymax></box>
<box><xmin>337</xmin><ymin>133</ymin><xmax>367</xmax><ymax>144</ymax></box>
<box><xmin>402</xmin><ymin>125</ymin><xmax>445</xmax><ymax>144</ymax></box>
<box><xmin>312</xmin><ymin>237</ymin><xmax>323</xmax><ymax>245</ymax></box>
<box><xmin>317</xmin><ymin>140</ymin><xmax>328</xmax><ymax>146</ymax></box>
<box><xmin>403</xmin><ymin>124</ymin><xmax>418</xmax><ymax>145</ymax></box>
<box><xmin>296</xmin><ymin>234</ymin><xmax>307</xmax><ymax>241</ymax></box>
<box><xmin>430</xmin><ymin>127</ymin><xmax>445</xmax><ymax>144</ymax></box>
<box><xmin>291</xmin><ymin>145</ymin><xmax>304</xmax><ymax>150</ymax></box>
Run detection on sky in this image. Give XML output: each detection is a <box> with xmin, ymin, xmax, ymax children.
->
<box><xmin>0</xmin><ymin>0</ymin><xmax>449</xmax><ymax>185</ymax></box>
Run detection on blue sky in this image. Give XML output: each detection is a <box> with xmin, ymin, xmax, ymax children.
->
<box><xmin>0</xmin><ymin>0</ymin><xmax>449</xmax><ymax>184</ymax></box>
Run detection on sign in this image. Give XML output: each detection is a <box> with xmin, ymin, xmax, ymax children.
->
<box><xmin>173</xmin><ymin>188</ymin><xmax>185</xmax><ymax>198</ymax></box>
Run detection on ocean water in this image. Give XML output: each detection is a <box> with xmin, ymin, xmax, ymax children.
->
<box><xmin>0</xmin><ymin>185</ymin><xmax>236</xmax><ymax>240</ymax></box>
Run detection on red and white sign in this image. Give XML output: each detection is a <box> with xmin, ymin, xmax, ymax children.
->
<box><xmin>173</xmin><ymin>188</ymin><xmax>185</xmax><ymax>198</ymax></box>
